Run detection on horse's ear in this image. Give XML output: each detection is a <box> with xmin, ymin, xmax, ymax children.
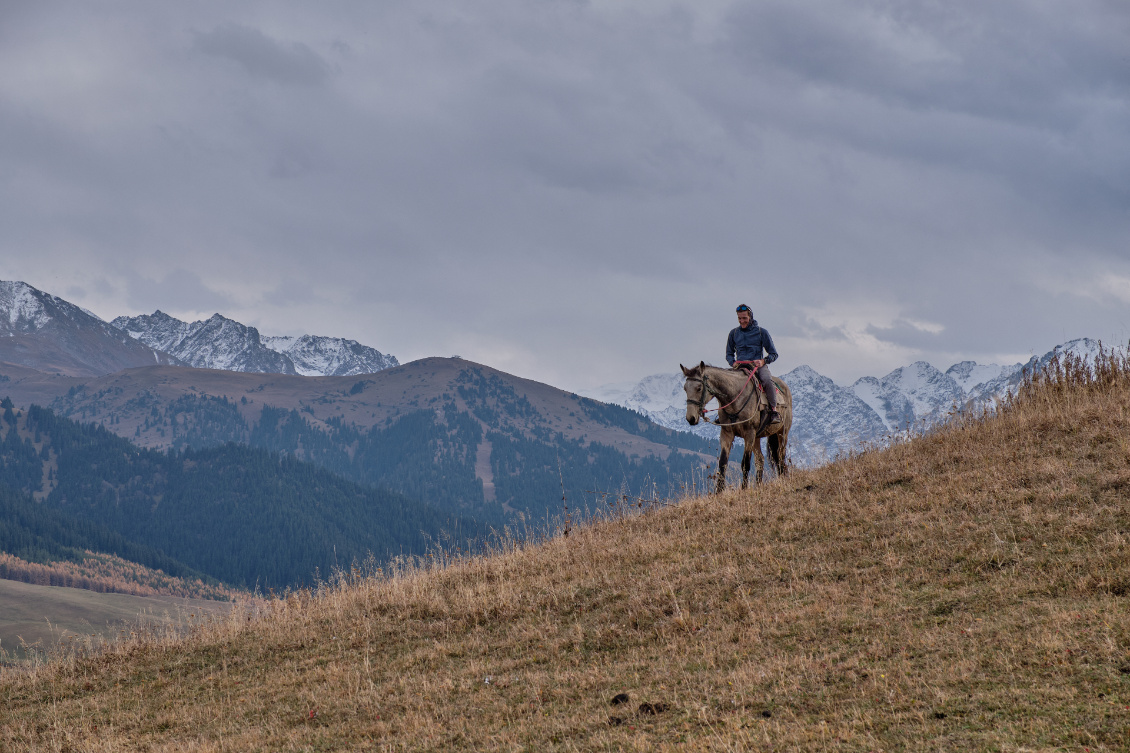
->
<box><xmin>699</xmin><ymin>360</ymin><xmax>706</xmax><ymax>372</ymax></box>
<box><xmin>680</xmin><ymin>363</ymin><xmax>691</xmax><ymax>377</ymax></box>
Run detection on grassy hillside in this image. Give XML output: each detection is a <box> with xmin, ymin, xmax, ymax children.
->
<box><xmin>2</xmin><ymin>352</ymin><xmax>1129</xmax><ymax>750</ymax></box>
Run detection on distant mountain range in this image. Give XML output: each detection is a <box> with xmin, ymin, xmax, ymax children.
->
<box><xmin>0</xmin><ymin>357</ymin><xmax>714</xmax><ymax>525</ymax></box>
<box><xmin>0</xmin><ymin>280</ymin><xmax>398</xmax><ymax>379</ymax></box>
<box><xmin>0</xmin><ymin>280</ymin><xmax>714</xmax><ymax>528</ymax></box>
<box><xmin>582</xmin><ymin>338</ymin><xmax>1107</xmax><ymax>466</ymax></box>
<box><xmin>0</xmin><ymin>279</ymin><xmax>1108</xmax><ymax>473</ymax></box>
<box><xmin>112</xmin><ymin>311</ymin><xmax>398</xmax><ymax>376</ymax></box>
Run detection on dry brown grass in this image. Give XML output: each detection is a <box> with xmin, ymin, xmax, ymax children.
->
<box><xmin>2</xmin><ymin>351</ymin><xmax>1129</xmax><ymax>751</ymax></box>
<box><xmin>0</xmin><ymin>551</ymin><xmax>239</xmax><ymax>601</ymax></box>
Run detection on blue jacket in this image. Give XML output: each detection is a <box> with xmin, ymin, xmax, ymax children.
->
<box><xmin>726</xmin><ymin>320</ymin><xmax>778</xmax><ymax>366</ymax></box>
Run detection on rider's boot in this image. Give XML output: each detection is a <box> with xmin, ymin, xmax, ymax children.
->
<box><xmin>756</xmin><ymin>409</ymin><xmax>779</xmax><ymax>435</ymax></box>
<box><xmin>759</xmin><ymin>378</ymin><xmax>780</xmax><ymax>433</ymax></box>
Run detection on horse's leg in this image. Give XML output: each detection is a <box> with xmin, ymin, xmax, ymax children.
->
<box><xmin>753</xmin><ymin>435</ymin><xmax>765</xmax><ymax>485</ymax></box>
<box><xmin>716</xmin><ymin>429</ymin><xmax>734</xmax><ymax>494</ymax></box>
<box><xmin>740</xmin><ymin>435</ymin><xmax>753</xmax><ymax>490</ymax></box>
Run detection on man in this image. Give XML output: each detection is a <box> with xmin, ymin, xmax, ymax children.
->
<box><xmin>726</xmin><ymin>304</ymin><xmax>779</xmax><ymax>428</ymax></box>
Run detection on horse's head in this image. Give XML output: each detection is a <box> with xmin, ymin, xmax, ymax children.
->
<box><xmin>680</xmin><ymin>361</ymin><xmax>708</xmax><ymax>426</ymax></box>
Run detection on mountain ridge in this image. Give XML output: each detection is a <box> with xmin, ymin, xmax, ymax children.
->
<box><xmin>0</xmin><ymin>279</ymin><xmax>400</xmax><ymax>379</ymax></box>
<box><xmin>0</xmin><ymin>281</ymin><xmax>182</xmax><ymax>376</ymax></box>
<box><xmin>3</xmin><ymin>278</ymin><xmax>1110</xmax><ymax>472</ymax></box>
<box><xmin>111</xmin><ymin>310</ymin><xmax>399</xmax><ymax>377</ymax></box>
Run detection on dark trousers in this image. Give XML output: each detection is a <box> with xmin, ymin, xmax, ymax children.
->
<box><xmin>756</xmin><ymin>365</ymin><xmax>777</xmax><ymax>410</ymax></box>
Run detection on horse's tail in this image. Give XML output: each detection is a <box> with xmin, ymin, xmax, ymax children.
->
<box><xmin>768</xmin><ymin>433</ymin><xmax>788</xmax><ymax>476</ymax></box>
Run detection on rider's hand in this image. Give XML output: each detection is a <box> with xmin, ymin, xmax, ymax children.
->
<box><xmin>753</xmin><ymin>359</ymin><xmax>765</xmax><ymax>368</ymax></box>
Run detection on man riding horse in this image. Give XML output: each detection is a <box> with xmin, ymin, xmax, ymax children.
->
<box><xmin>727</xmin><ymin>304</ymin><xmax>780</xmax><ymax>434</ymax></box>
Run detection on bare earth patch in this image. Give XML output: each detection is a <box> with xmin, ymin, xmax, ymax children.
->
<box><xmin>474</xmin><ymin>436</ymin><xmax>496</xmax><ymax>503</ymax></box>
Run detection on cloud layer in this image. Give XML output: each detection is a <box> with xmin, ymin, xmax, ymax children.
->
<box><xmin>1</xmin><ymin>0</ymin><xmax>1127</xmax><ymax>389</ymax></box>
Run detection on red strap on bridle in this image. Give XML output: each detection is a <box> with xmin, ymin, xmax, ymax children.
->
<box><xmin>704</xmin><ymin>362</ymin><xmax>759</xmax><ymax>414</ymax></box>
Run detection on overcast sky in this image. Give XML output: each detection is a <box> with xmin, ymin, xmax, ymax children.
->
<box><xmin>2</xmin><ymin>0</ymin><xmax>1128</xmax><ymax>391</ymax></box>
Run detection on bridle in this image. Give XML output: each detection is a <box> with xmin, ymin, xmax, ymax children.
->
<box><xmin>685</xmin><ymin>375</ymin><xmax>710</xmax><ymax>412</ymax></box>
<box><xmin>685</xmin><ymin>367</ymin><xmax>760</xmax><ymax>427</ymax></box>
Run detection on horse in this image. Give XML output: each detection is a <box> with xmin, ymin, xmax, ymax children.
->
<box><xmin>680</xmin><ymin>361</ymin><xmax>793</xmax><ymax>492</ymax></box>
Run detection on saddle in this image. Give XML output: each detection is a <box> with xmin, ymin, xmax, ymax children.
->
<box><xmin>758</xmin><ymin>379</ymin><xmax>787</xmax><ymax>413</ymax></box>
<box><xmin>731</xmin><ymin>363</ymin><xmax>788</xmax><ymax>415</ymax></box>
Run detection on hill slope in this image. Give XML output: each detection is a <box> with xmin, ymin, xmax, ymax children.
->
<box><xmin>3</xmin><ymin>353</ymin><xmax>1129</xmax><ymax>750</ymax></box>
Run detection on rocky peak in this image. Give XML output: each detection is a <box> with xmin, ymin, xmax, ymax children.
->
<box><xmin>111</xmin><ymin>310</ymin><xmax>398</xmax><ymax>377</ymax></box>
<box><xmin>0</xmin><ymin>280</ymin><xmax>181</xmax><ymax>376</ymax></box>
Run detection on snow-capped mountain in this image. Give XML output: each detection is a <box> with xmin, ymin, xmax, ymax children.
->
<box><xmin>582</xmin><ymin>365</ymin><xmax>894</xmax><ymax>463</ymax></box>
<box><xmin>583</xmin><ymin>338</ymin><xmax>1108</xmax><ymax>467</ymax></box>
<box><xmin>852</xmin><ymin>361</ymin><xmax>965</xmax><ymax>432</ymax></box>
<box><xmin>0</xmin><ymin>280</ymin><xmax>181</xmax><ymax>376</ymax></box>
<box><xmin>0</xmin><ymin>280</ymin><xmax>58</xmax><ymax>336</ymax></box>
<box><xmin>113</xmin><ymin>312</ymin><xmax>296</xmax><ymax>374</ymax></box>
<box><xmin>964</xmin><ymin>338</ymin><xmax>1106</xmax><ymax>407</ymax></box>
<box><xmin>111</xmin><ymin>311</ymin><xmax>398</xmax><ymax>377</ymax></box>
<box><xmin>261</xmin><ymin>334</ymin><xmax>398</xmax><ymax>377</ymax></box>
<box><xmin>598</xmin><ymin>372</ymin><xmax>719</xmax><ymax>441</ymax></box>
<box><xmin>945</xmin><ymin>361</ymin><xmax>1015</xmax><ymax>395</ymax></box>
<box><xmin>787</xmin><ymin>365</ymin><xmax>891</xmax><ymax>463</ymax></box>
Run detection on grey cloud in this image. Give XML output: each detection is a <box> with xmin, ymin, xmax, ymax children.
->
<box><xmin>269</xmin><ymin>139</ymin><xmax>328</xmax><ymax>179</ymax></box>
<box><xmin>193</xmin><ymin>24</ymin><xmax>331</xmax><ymax>86</ymax></box>
<box><xmin>263</xmin><ymin>278</ymin><xmax>317</xmax><ymax>308</ymax></box>
<box><xmin>126</xmin><ymin>269</ymin><xmax>235</xmax><ymax>314</ymax></box>
<box><xmin>443</xmin><ymin>32</ymin><xmax>723</xmax><ymax>197</ymax></box>
<box><xmin>724</xmin><ymin>1</ymin><xmax>1130</xmax><ymax>126</ymax></box>
<box><xmin>714</xmin><ymin>1</ymin><xmax>1130</xmax><ymax>231</ymax></box>
<box><xmin>864</xmin><ymin>319</ymin><xmax>943</xmax><ymax>351</ymax></box>
<box><xmin>1</xmin><ymin>1</ymin><xmax>1129</xmax><ymax>391</ymax></box>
